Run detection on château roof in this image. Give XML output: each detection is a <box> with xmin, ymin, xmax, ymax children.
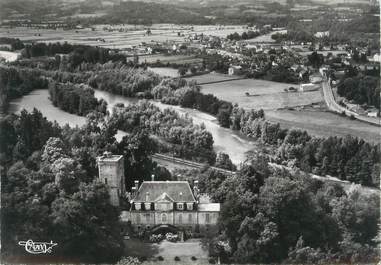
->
<box><xmin>132</xmin><ymin>181</ymin><xmax>196</xmax><ymax>203</ymax></box>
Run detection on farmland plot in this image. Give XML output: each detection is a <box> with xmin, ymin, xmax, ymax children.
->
<box><xmin>266</xmin><ymin>109</ymin><xmax>380</xmax><ymax>143</ymax></box>
<box><xmin>199</xmin><ymin>78</ymin><xmax>323</xmax><ymax>110</ymax></box>
<box><xmin>0</xmin><ymin>24</ymin><xmax>247</xmax><ymax>49</ymax></box>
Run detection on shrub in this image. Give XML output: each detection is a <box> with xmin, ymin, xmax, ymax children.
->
<box><xmin>191</xmin><ymin>256</ymin><xmax>197</xmax><ymax>261</ymax></box>
<box><xmin>166</xmin><ymin>232</ymin><xmax>179</xmax><ymax>242</ymax></box>
<box><xmin>116</xmin><ymin>257</ymin><xmax>141</xmax><ymax>265</ymax></box>
<box><xmin>150</xmin><ymin>233</ymin><xmax>163</xmax><ymax>243</ymax></box>
<box><xmin>174</xmin><ymin>256</ymin><xmax>181</xmax><ymax>261</ymax></box>
<box><xmin>157</xmin><ymin>256</ymin><xmax>164</xmax><ymax>261</ymax></box>
<box><xmin>208</xmin><ymin>258</ymin><xmax>216</xmax><ymax>264</ymax></box>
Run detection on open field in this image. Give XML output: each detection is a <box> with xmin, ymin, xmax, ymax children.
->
<box><xmin>185</xmin><ymin>72</ymin><xmax>240</xmax><ymax>84</ymax></box>
<box><xmin>0</xmin><ymin>50</ymin><xmax>19</xmax><ymax>62</ymax></box>
<box><xmin>266</xmin><ymin>109</ymin><xmax>380</xmax><ymax>143</ymax></box>
<box><xmin>197</xmin><ymin>77</ymin><xmax>323</xmax><ymax>110</ymax></box>
<box><xmin>0</xmin><ymin>24</ymin><xmax>247</xmax><ymax>49</ymax></box>
<box><xmin>148</xmin><ymin>67</ymin><xmax>180</xmax><ymax>77</ymax></box>
<box><xmin>190</xmin><ymin>74</ymin><xmax>378</xmax><ymax>141</ymax></box>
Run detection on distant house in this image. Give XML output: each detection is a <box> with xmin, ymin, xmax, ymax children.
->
<box><xmin>228</xmin><ymin>65</ymin><xmax>242</xmax><ymax>75</ymax></box>
<box><xmin>373</xmin><ymin>53</ymin><xmax>380</xmax><ymax>63</ymax></box>
<box><xmin>310</xmin><ymin>74</ymin><xmax>323</xmax><ymax>84</ymax></box>
<box><xmin>299</xmin><ymin>83</ymin><xmax>319</xmax><ymax>92</ymax></box>
<box><xmin>314</xmin><ymin>31</ymin><xmax>330</xmax><ymax>38</ymax></box>
<box><xmin>367</xmin><ymin>108</ymin><xmax>379</xmax><ymax>117</ymax></box>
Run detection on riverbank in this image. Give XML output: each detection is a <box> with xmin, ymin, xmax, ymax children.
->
<box><xmin>7</xmin><ymin>88</ymin><xmax>259</xmax><ymax>165</ymax></box>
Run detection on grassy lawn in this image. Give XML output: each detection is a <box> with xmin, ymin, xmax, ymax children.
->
<box><xmin>124</xmin><ymin>238</ymin><xmax>208</xmax><ymax>260</ymax></box>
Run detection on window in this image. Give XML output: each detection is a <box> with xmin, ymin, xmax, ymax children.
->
<box><xmin>187</xmin><ymin>203</ymin><xmax>193</xmax><ymax>210</ymax></box>
<box><xmin>177</xmin><ymin>203</ymin><xmax>183</xmax><ymax>210</ymax></box>
<box><xmin>178</xmin><ymin>214</ymin><xmax>182</xmax><ymax>224</ymax></box>
<box><xmin>161</xmin><ymin>213</ymin><xmax>167</xmax><ymax>223</ymax></box>
<box><xmin>188</xmin><ymin>214</ymin><xmax>192</xmax><ymax>223</ymax></box>
<box><xmin>145</xmin><ymin>214</ymin><xmax>151</xmax><ymax>223</ymax></box>
<box><xmin>205</xmin><ymin>213</ymin><xmax>210</xmax><ymax>224</ymax></box>
<box><xmin>135</xmin><ymin>203</ymin><xmax>141</xmax><ymax>211</ymax></box>
<box><xmin>104</xmin><ymin>178</ymin><xmax>108</xmax><ymax>184</ymax></box>
<box><xmin>136</xmin><ymin>214</ymin><xmax>141</xmax><ymax>223</ymax></box>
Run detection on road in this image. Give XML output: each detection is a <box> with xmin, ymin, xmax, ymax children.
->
<box><xmin>321</xmin><ymin>74</ymin><xmax>380</xmax><ymax>126</ymax></box>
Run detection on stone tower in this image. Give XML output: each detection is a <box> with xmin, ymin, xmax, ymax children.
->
<box><xmin>97</xmin><ymin>152</ymin><xmax>125</xmax><ymax>206</ymax></box>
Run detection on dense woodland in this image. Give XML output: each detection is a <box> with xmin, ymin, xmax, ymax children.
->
<box><xmin>0</xmin><ymin>37</ymin><xmax>25</xmax><ymax>51</ymax></box>
<box><xmin>2</xmin><ymin>108</ymin><xmax>378</xmax><ymax>264</ymax></box>
<box><xmin>337</xmin><ymin>74</ymin><xmax>380</xmax><ymax>110</ymax></box>
<box><xmin>0</xmin><ymin>109</ymin><xmax>178</xmax><ymax>262</ymax></box>
<box><xmin>196</xmin><ymin>161</ymin><xmax>380</xmax><ymax>263</ymax></box>
<box><xmin>227</xmin><ymin>29</ymin><xmax>269</xmax><ymax>41</ymax></box>
<box><xmin>49</xmin><ymin>81</ymin><xmax>107</xmax><ymax>116</ymax></box>
<box><xmin>0</xmin><ymin>66</ymin><xmax>48</xmax><ymax>111</ymax></box>
<box><xmin>109</xmin><ymin>101</ymin><xmax>217</xmax><ymax>166</ymax></box>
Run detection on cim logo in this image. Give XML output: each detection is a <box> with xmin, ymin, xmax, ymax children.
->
<box><xmin>18</xmin><ymin>239</ymin><xmax>58</xmax><ymax>254</ymax></box>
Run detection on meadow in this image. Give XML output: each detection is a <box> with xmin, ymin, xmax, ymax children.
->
<box><xmin>266</xmin><ymin>108</ymin><xmax>380</xmax><ymax>143</ymax></box>
<box><xmin>196</xmin><ymin>76</ymin><xmax>323</xmax><ymax>110</ymax></box>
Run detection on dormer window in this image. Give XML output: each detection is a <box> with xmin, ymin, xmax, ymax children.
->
<box><xmin>187</xmin><ymin>203</ymin><xmax>193</xmax><ymax>210</ymax></box>
<box><xmin>135</xmin><ymin>203</ymin><xmax>141</xmax><ymax>210</ymax></box>
<box><xmin>177</xmin><ymin>203</ymin><xmax>184</xmax><ymax>210</ymax></box>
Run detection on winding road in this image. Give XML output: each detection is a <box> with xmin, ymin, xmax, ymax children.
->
<box><xmin>321</xmin><ymin>72</ymin><xmax>380</xmax><ymax>126</ymax></box>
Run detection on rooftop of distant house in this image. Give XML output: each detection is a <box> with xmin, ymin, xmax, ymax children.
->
<box><xmin>132</xmin><ymin>181</ymin><xmax>196</xmax><ymax>203</ymax></box>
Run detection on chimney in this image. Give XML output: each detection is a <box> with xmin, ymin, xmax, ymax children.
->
<box><xmin>134</xmin><ymin>180</ymin><xmax>139</xmax><ymax>191</ymax></box>
<box><xmin>151</xmin><ymin>174</ymin><xmax>155</xmax><ymax>181</ymax></box>
<box><xmin>193</xmin><ymin>180</ymin><xmax>199</xmax><ymax>200</ymax></box>
<box><xmin>179</xmin><ymin>192</ymin><xmax>183</xmax><ymax>201</ymax></box>
<box><xmin>145</xmin><ymin>192</ymin><xmax>150</xmax><ymax>202</ymax></box>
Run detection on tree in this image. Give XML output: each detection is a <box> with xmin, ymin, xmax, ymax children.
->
<box><xmin>308</xmin><ymin>51</ymin><xmax>324</xmax><ymax>68</ymax></box>
<box><xmin>178</xmin><ymin>67</ymin><xmax>187</xmax><ymax>76</ymax></box>
<box><xmin>258</xmin><ymin>177</ymin><xmax>340</xmax><ymax>259</ymax></box>
<box><xmin>215</xmin><ymin>152</ymin><xmax>236</xmax><ymax>171</ymax></box>
<box><xmin>217</xmin><ymin>108</ymin><xmax>231</xmax><ymax>128</ymax></box>
<box><xmin>50</xmin><ymin>182</ymin><xmax>124</xmax><ymax>262</ymax></box>
<box><xmin>117</xmin><ymin>131</ymin><xmax>157</xmax><ymax>189</ymax></box>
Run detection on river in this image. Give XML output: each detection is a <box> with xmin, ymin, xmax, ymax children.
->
<box><xmin>8</xmin><ymin>89</ymin><xmax>257</xmax><ymax>164</ymax></box>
